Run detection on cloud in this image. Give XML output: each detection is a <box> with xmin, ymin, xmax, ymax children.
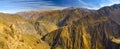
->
<box><xmin>77</xmin><ymin>0</ymin><xmax>100</xmax><ymax>9</ymax></box>
<box><xmin>2</xmin><ymin>0</ymin><xmax>120</xmax><ymax>13</ymax></box>
<box><xmin>37</xmin><ymin>6</ymin><xmax>67</xmax><ymax>10</ymax></box>
<box><xmin>100</xmin><ymin>0</ymin><xmax>120</xmax><ymax>7</ymax></box>
<box><xmin>0</xmin><ymin>0</ymin><xmax>66</xmax><ymax>13</ymax></box>
<box><xmin>16</xmin><ymin>0</ymin><xmax>66</xmax><ymax>11</ymax></box>
<box><xmin>78</xmin><ymin>0</ymin><xmax>120</xmax><ymax>10</ymax></box>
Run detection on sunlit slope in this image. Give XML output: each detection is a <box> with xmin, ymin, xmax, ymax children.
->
<box><xmin>0</xmin><ymin>22</ymin><xmax>50</xmax><ymax>49</ymax></box>
<box><xmin>0</xmin><ymin>13</ymin><xmax>36</xmax><ymax>34</ymax></box>
<box><xmin>0</xmin><ymin>13</ymin><xmax>50</xmax><ymax>49</ymax></box>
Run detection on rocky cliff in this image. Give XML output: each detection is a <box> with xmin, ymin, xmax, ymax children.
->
<box><xmin>42</xmin><ymin>4</ymin><xmax>120</xmax><ymax>49</ymax></box>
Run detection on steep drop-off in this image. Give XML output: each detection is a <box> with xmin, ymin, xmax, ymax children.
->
<box><xmin>42</xmin><ymin>4</ymin><xmax>120</xmax><ymax>49</ymax></box>
<box><xmin>18</xmin><ymin>8</ymin><xmax>94</xmax><ymax>36</ymax></box>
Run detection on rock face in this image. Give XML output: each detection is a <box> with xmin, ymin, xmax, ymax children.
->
<box><xmin>42</xmin><ymin>4</ymin><xmax>120</xmax><ymax>49</ymax></box>
<box><xmin>0</xmin><ymin>4</ymin><xmax>120</xmax><ymax>49</ymax></box>
<box><xmin>42</xmin><ymin>15</ymin><xmax>120</xmax><ymax>49</ymax></box>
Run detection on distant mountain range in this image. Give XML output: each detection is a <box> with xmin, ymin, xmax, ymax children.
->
<box><xmin>0</xmin><ymin>4</ymin><xmax>120</xmax><ymax>49</ymax></box>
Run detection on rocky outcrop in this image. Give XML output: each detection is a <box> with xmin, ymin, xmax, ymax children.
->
<box><xmin>0</xmin><ymin>13</ymin><xmax>50</xmax><ymax>49</ymax></box>
<box><xmin>0</xmin><ymin>22</ymin><xmax>50</xmax><ymax>49</ymax></box>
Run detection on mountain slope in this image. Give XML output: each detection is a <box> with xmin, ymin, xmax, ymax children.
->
<box><xmin>42</xmin><ymin>4</ymin><xmax>120</xmax><ymax>49</ymax></box>
<box><xmin>0</xmin><ymin>22</ymin><xmax>50</xmax><ymax>49</ymax></box>
<box><xmin>0</xmin><ymin>13</ymin><xmax>37</xmax><ymax>34</ymax></box>
<box><xmin>0</xmin><ymin>13</ymin><xmax>50</xmax><ymax>49</ymax></box>
<box><xmin>0</xmin><ymin>4</ymin><xmax>120</xmax><ymax>49</ymax></box>
<box><xmin>98</xmin><ymin>4</ymin><xmax>120</xmax><ymax>25</ymax></box>
<box><xmin>17</xmin><ymin>8</ymin><xmax>94</xmax><ymax>36</ymax></box>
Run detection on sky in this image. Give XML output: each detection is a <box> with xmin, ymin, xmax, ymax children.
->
<box><xmin>0</xmin><ymin>0</ymin><xmax>120</xmax><ymax>13</ymax></box>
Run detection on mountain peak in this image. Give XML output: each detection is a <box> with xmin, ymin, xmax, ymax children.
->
<box><xmin>112</xmin><ymin>4</ymin><xmax>120</xmax><ymax>6</ymax></box>
<box><xmin>65</xmin><ymin>7</ymin><xmax>77</xmax><ymax>9</ymax></box>
<box><xmin>111</xmin><ymin>4</ymin><xmax>120</xmax><ymax>8</ymax></box>
<box><xmin>99</xmin><ymin>4</ymin><xmax>120</xmax><ymax>10</ymax></box>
